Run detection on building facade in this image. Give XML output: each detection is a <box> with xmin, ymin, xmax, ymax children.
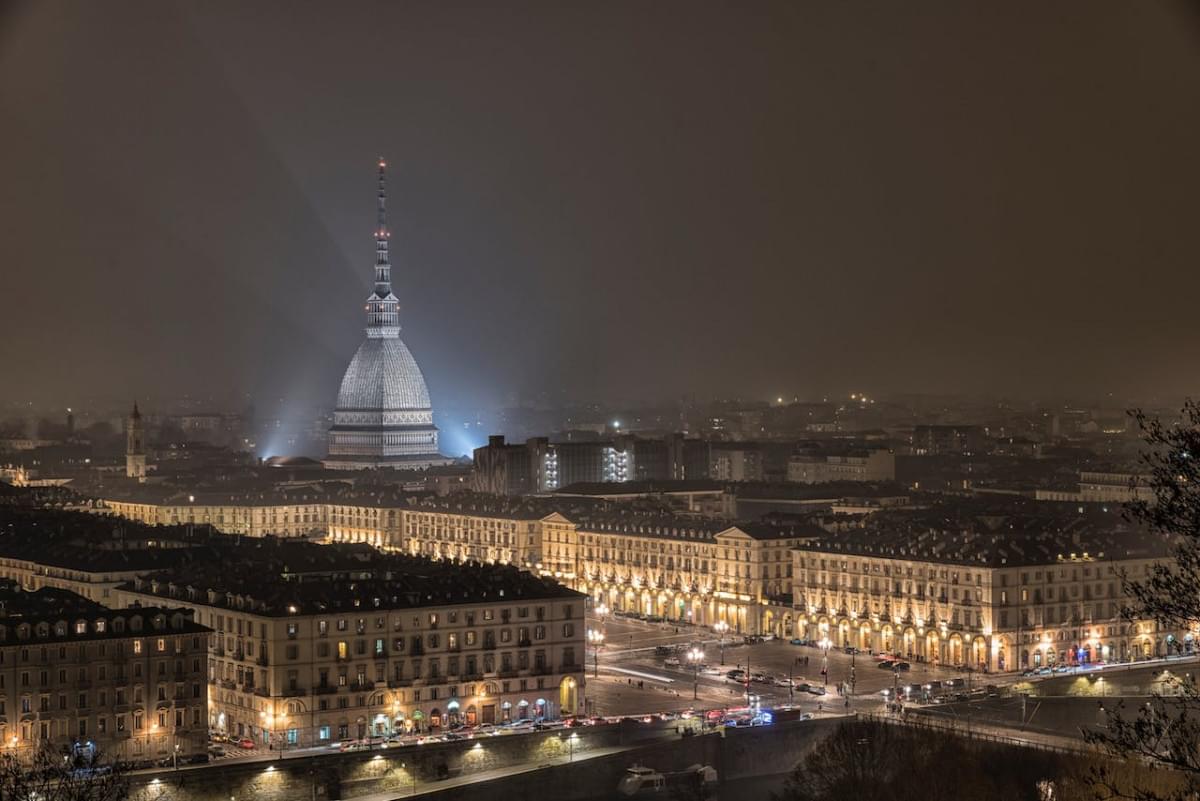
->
<box><xmin>791</xmin><ymin>504</ymin><xmax>1182</xmax><ymax>672</ymax></box>
<box><xmin>117</xmin><ymin>574</ymin><xmax>585</xmax><ymax>747</ymax></box>
<box><xmin>0</xmin><ymin>584</ymin><xmax>208</xmax><ymax>764</ymax></box>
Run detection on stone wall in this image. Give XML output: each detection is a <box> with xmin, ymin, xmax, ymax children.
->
<box><xmin>128</xmin><ymin>719</ymin><xmax>842</xmax><ymax>801</ymax></box>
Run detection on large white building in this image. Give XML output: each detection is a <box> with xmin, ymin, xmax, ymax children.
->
<box><xmin>325</xmin><ymin>160</ymin><xmax>450</xmax><ymax>471</ymax></box>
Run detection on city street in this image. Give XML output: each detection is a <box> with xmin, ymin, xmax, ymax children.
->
<box><xmin>585</xmin><ymin>615</ymin><xmax>972</xmax><ymax>717</ymax></box>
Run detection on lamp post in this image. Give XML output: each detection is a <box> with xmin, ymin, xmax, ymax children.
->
<box><xmin>819</xmin><ymin>637</ymin><xmax>831</xmax><ymax>686</ymax></box>
<box><xmin>687</xmin><ymin>646</ymin><xmax>705</xmax><ymax>701</ymax></box>
<box><xmin>595</xmin><ymin>603</ymin><xmax>610</xmax><ymax>635</ymax></box>
<box><xmin>587</xmin><ymin>629</ymin><xmax>605</xmax><ymax>678</ymax></box>
<box><xmin>714</xmin><ymin>621</ymin><xmax>729</xmax><ymax>665</ymax></box>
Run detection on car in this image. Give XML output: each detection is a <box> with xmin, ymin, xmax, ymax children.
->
<box><xmin>789</xmin><ymin>638</ymin><xmax>807</xmax><ymax>646</ymax></box>
<box><xmin>877</xmin><ymin>661</ymin><xmax>897</xmax><ymax>670</ymax></box>
<box><xmin>508</xmin><ymin>719</ymin><xmax>536</xmax><ymax>730</ymax></box>
<box><xmin>655</xmin><ymin>645</ymin><xmax>673</xmax><ymax>656</ymax></box>
<box><xmin>664</xmin><ymin>657</ymin><xmax>681</xmax><ymax>667</ymax></box>
<box><xmin>186</xmin><ymin>753</ymin><xmax>210</xmax><ymax>765</ymax></box>
<box><xmin>702</xmin><ymin>666</ymin><xmax>723</xmax><ymax>676</ymax></box>
<box><xmin>207</xmin><ymin>744</ymin><xmax>226</xmax><ymax>758</ymax></box>
<box><xmin>805</xmin><ymin>685</ymin><xmax>826</xmax><ymax>696</ymax></box>
<box><xmin>843</xmin><ymin>646</ymin><xmax>860</xmax><ymax>655</ymax></box>
<box><xmin>1036</xmin><ymin>666</ymin><xmax>1053</xmax><ymax>676</ymax></box>
<box><xmin>726</xmin><ymin>670</ymin><xmax>746</xmax><ymax>681</ymax></box>
<box><xmin>236</xmin><ymin>737</ymin><xmax>256</xmax><ymax>750</ymax></box>
<box><xmin>893</xmin><ymin>661</ymin><xmax>911</xmax><ymax>672</ymax></box>
<box><xmin>340</xmin><ymin>739</ymin><xmax>370</xmax><ymax>752</ymax></box>
<box><xmin>209</xmin><ymin>732</ymin><xmax>229</xmax><ymax>743</ymax></box>
<box><xmin>773</xmin><ymin>676</ymin><xmax>794</xmax><ymax>687</ymax></box>
<box><xmin>471</xmin><ymin>724</ymin><xmax>499</xmax><ymax>736</ymax></box>
<box><xmin>750</xmin><ymin>672</ymin><xmax>769</xmax><ymax>683</ymax></box>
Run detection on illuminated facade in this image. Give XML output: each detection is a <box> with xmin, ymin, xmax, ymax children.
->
<box><xmin>792</xmin><ymin>536</ymin><xmax>1182</xmax><ymax>672</ymax></box>
<box><xmin>101</xmin><ymin>493</ymin><xmax>813</xmax><ymax>635</ymax></box>
<box><xmin>117</xmin><ymin>579</ymin><xmax>585</xmax><ymax>747</ymax></box>
<box><xmin>0</xmin><ymin>586</ymin><xmax>208</xmax><ymax>764</ymax></box>
<box><xmin>325</xmin><ymin>160</ymin><xmax>448</xmax><ymax>470</ymax></box>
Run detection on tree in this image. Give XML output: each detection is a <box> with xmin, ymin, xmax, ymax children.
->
<box><xmin>772</xmin><ymin>719</ymin><xmax>1061</xmax><ymax>801</ymax></box>
<box><xmin>1084</xmin><ymin>401</ymin><xmax>1200</xmax><ymax>801</ymax></box>
<box><xmin>0</xmin><ymin>744</ymin><xmax>128</xmax><ymax>801</ymax></box>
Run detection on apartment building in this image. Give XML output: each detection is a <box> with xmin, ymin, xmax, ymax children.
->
<box><xmin>117</xmin><ymin>556</ymin><xmax>585</xmax><ymax>747</ymax></box>
<box><xmin>0</xmin><ymin>581</ymin><xmax>209</xmax><ymax>764</ymax></box>
<box><xmin>792</xmin><ymin>500</ymin><xmax>1179</xmax><ymax>672</ymax></box>
<box><xmin>563</xmin><ymin>511</ymin><xmax>821</xmax><ymax>636</ymax></box>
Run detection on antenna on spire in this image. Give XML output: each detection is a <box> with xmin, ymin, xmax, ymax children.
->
<box><xmin>366</xmin><ymin>157</ymin><xmax>400</xmax><ymax>337</ymax></box>
<box><xmin>377</xmin><ymin>158</ymin><xmax>388</xmax><ymax>235</ymax></box>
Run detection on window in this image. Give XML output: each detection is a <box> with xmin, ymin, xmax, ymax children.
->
<box><xmin>133</xmin><ymin>640</ymin><xmax>143</xmax><ymax>655</ymax></box>
<box><xmin>375</xmin><ymin>639</ymin><xmax>385</xmax><ymax>657</ymax></box>
<box><xmin>337</xmin><ymin>642</ymin><xmax>348</xmax><ymax>660</ymax></box>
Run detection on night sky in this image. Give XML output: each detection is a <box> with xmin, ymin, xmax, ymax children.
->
<box><xmin>2</xmin><ymin>1</ymin><xmax>1198</xmax><ymax>412</ymax></box>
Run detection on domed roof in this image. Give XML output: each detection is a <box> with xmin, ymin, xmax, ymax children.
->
<box><xmin>335</xmin><ymin>338</ymin><xmax>432</xmax><ymax>411</ymax></box>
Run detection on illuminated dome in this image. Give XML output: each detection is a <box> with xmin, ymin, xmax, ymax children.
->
<box><xmin>324</xmin><ymin>160</ymin><xmax>448</xmax><ymax>470</ymax></box>
<box><xmin>335</xmin><ymin>338</ymin><xmax>431</xmax><ymax>413</ymax></box>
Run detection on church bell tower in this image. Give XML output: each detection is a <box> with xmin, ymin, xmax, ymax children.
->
<box><xmin>126</xmin><ymin>402</ymin><xmax>147</xmax><ymax>481</ymax></box>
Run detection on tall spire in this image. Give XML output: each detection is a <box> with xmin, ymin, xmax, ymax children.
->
<box><xmin>365</xmin><ymin>158</ymin><xmax>400</xmax><ymax>338</ymax></box>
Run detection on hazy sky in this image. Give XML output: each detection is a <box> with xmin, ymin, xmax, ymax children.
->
<box><xmin>2</xmin><ymin>1</ymin><xmax>1198</xmax><ymax>413</ymax></box>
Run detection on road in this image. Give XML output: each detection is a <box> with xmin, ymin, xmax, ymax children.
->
<box><xmin>588</xmin><ymin>615</ymin><xmax>976</xmax><ymax>718</ymax></box>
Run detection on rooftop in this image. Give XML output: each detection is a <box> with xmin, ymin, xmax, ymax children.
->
<box><xmin>795</xmin><ymin>496</ymin><xmax>1169</xmax><ymax>567</ymax></box>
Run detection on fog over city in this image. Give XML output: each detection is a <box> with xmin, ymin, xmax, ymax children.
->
<box><xmin>3</xmin><ymin>0</ymin><xmax>1199</xmax><ymax>420</ymax></box>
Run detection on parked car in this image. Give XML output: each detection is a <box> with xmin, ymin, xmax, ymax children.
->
<box><xmin>805</xmin><ymin>685</ymin><xmax>826</xmax><ymax>696</ymax></box>
<box><xmin>664</xmin><ymin>657</ymin><xmax>681</xmax><ymax>667</ymax></box>
<box><xmin>773</xmin><ymin>676</ymin><xmax>795</xmax><ymax>687</ymax></box>
<box><xmin>207</xmin><ymin>744</ymin><xmax>226</xmax><ymax>758</ymax></box>
<box><xmin>655</xmin><ymin>645</ymin><xmax>673</xmax><ymax>657</ymax></box>
<box><xmin>726</xmin><ymin>669</ymin><xmax>746</xmax><ymax>681</ymax></box>
<box><xmin>236</xmin><ymin>737</ymin><xmax>256</xmax><ymax>750</ymax></box>
<box><xmin>186</xmin><ymin>754</ymin><xmax>210</xmax><ymax>765</ymax></box>
<box><xmin>340</xmin><ymin>739</ymin><xmax>370</xmax><ymax>752</ymax></box>
<box><xmin>508</xmin><ymin>719</ymin><xmax>536</xmax><ymax>730</ymax></box>
<box><xmin>789</xmin><ymin>637</ymin><xmax>810</xmax><ymax>646</ymax></box>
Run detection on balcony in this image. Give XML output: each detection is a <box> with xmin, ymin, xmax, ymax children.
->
<box><xmin>280</xmin><ymin>687</ymin><xmax>308</xmax><ymax>698</ymax></box>
<box><xmin>387</xmin><ymin>678</ymin><xmax>413</xmax><ymax>689</ymax></box>
<box><xmin>219</xmin><ymin>679</ymin><xmax>236</xmax><ymax>690</ymax></box>
<box><xmin>312</xmin><ymin>685</ymin><xmax>338</xmax><ymax>696</ymax></box>
<box><xmin>498</xmin><ymin>670</ymin><xmax>517</xmax><ymax>679</ymax></box>
<box><xmin>256</xmin><ymin>655</ymin><xmax>269</xmax><ymax>667</ymax></box>
<box><xmin>349</xmin><ymin>681</ymin><xmax>375</xmax><ymax>692</ymax></box>
<box><xmin>253</xmin><ymin>687</ymin><xmax>271</xmax><ymax>698</ymax></box>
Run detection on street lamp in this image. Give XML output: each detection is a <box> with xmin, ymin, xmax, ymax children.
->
<box><xmin>819</xmin><ymin>637</ymin><xmax>831</xmax><ymax>686</ymax></box>
<box><xmin>587</xmin><ymin>629</ymin><xmax>605</xmax><ymax>678</ymax></box>
<box><xmin>595</xmin><ymin>603</ymin><xmax>610</xmax><ymax>634</ymax></box>
<box><xmin>686</xmin><ymin>647</ymin><xmax>705</xmax><ymax>701</ymax></box>
<box><xmin>714</xmin><ymin>621</ymin><xmax>729</xmax><ymax>665</ymax></box>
